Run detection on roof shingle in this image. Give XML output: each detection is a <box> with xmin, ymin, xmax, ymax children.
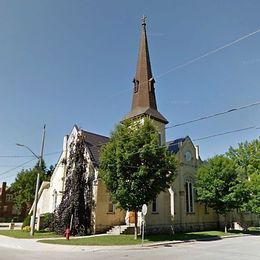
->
<box><xmin>82</xmin><ymin>130</ymin><xmax>109</xmax><ymax>166</ymax></box>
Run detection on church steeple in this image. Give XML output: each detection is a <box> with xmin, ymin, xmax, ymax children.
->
<box><xmin>125</xmin><ymin>17</ymin><xmax>168</xmax><ymax>124</ymax></box>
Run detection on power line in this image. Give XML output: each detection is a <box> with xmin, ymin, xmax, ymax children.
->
<box><xmin>2</xmin><ymin>173</ymin><xmax>19</xmax><ymax>182</ymax></box>
<box><xmin>193</xmin><ymin>126</ymin><xmax>257</xmax><ymax>142</ymax></box>
<box><xmin>0</xmin><ymin>155</ymin><xmax>34</xmax><ymax>158</ymax></box>
<box><xmin>108</xmin><ymin>26</ymin><xmax>260</xmax><ymax>98</ymax></box>
<box><xmin>44</xmin><ymin>151</ymin><xmax>62</xmax><ymax>156</ymax></box>
<box><xmin>0</xmin><ymin>152</ymin><xmax>61</xmax><ymax>181</ymax></box>
<box><xmin>2</xmin><ymin>128</ymin><xmax>254</xmax><ymax>175</ymax></box>
<box><xmin>0</xmin><ymin>158</ymin><xmax>37</xmax><ymax>177</ymax></box>
<box><xmin>92</xmin><ymin>125</ymin><xmax>259</xmax><ymax>154</ymax></box>
<box><xmin>0</xmin><ymin>151</ymin><xmax>61</xmax><ymax>179</ymax></box>
<box><xmin>0</xmin><ymin>151</ymin><xmax>62</xmax><ymax>158</ymax></box>
<box><xmin>1</xmin><ymin>126</ymin><xmax>255</xmax><ymax>175</ymax></box>
<box><xmin>166</xmin><ymin>101</ymin><xmax>260</xmax><ymax>129</ymax></box>
<box><xmin>0</xmin><ymin>165</ymin><xmax>27</xmax><ymax>168</ymax></box>
<box><xmin>156</xmin><ymin>27</ymin><xmax>260</xmax><ymax>78</ymax></box>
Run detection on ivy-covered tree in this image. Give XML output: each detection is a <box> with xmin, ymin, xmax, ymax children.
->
<box><xmin>227</xmin><ymin>138</ymin><xmax>260</xmax><ymax>214</ymax></box>
<box><xmin>195</xmin><ymin>155</ymin><xmax>250</xmax><ymax>232</ymax></box>
<box><xmin>99</xmin><ymin>118</ymin><xmax>177</xmax><ymax>239</ymax></box>
<box><xmin>53</xmin><ymin>132</ymin><xmax>93</xmax><ymax>236</ymax></box>
<box><xmin>11</xmin><ymin>162</ymin><xmax>48</xmax><ymax>217</ymax></box>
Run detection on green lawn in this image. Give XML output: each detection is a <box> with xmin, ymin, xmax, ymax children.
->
<box><xmin>39</xmin><ymin>230</ymin><xmax>244</xmax><ymax>246</ymax></box>
<box><xmin>1</xmin><ymin>229</ymin><xmax>258</xmax><ymax>245</ymax></box>
<box><xmin>0</xmin><ymin>230</ymin><xmax>60</xmax><ymax>239</ymax></box>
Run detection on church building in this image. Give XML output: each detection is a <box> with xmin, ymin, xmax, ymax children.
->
<box><xmin>34</xmin><ymin>18</ymin><xmax>257</xmax><ymax>234</ymax></box>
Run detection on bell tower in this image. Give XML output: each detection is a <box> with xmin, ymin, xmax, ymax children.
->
<box><xmin>125</xmin><ymin>17</ymin><xmax>168</xmax><ymax>144</ymax></box>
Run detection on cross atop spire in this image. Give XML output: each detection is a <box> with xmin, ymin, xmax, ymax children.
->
<box><xmin>141</xmin><ymin>15</ymin><xmax>147</xmax><ymax>26</ymax></box>
<box><xmin>124</xmin><ymin>18</ymin><xmax>168</xmax><ymax>124</ymax></box>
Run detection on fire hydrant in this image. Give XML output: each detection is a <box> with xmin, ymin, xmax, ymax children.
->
<box><xmin>65</xmin><ymin>227</ymin><xmax>70</xmax><ymax>240</ymax></box>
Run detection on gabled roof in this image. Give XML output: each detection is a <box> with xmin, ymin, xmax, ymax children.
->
<box><xmin>167</xmin><ymin>137</ymin><xmax>189</xmax><ymax>154</ymax></box>
<box><xmin>125</xmin><ymin>106</ymin><xmax>168</xmax><ymax>124</ymax></box>
<box><xmin>82</xmin><ymin>130</ymin><xmax>109</xmax><ymax>166</ymax></box>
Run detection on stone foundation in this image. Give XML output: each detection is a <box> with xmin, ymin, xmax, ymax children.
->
<box><xmin>145</xmin><ymin>222</ymin><xmax>218</xmax><ymax>234</ymax></box>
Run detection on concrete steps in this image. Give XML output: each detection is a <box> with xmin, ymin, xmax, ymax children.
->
<box><xmin>107</xmin><ymin>224</ymin><xmax>136</xmax><ymax>235</ymax></box>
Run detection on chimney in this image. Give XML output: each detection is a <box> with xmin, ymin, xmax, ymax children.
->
<box><xmin>63</xmin><ymin>135</ymin><xmax>68</xmax><ymax>152</ymax></box>
<box><xmin>0</xmin><ymin>182</ymin><xmax>7</xmax><ymax>197</ymax></box>
<box><xmin>195</xmin><ymin>145</ymin><xmax>200</xmax><ymax>160</ymax></box>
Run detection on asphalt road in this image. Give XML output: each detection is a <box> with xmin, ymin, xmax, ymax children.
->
<box><xmin>0</xmin><ymin>235</ymin><xmax>259</xmax><ymax>260</ymax></box>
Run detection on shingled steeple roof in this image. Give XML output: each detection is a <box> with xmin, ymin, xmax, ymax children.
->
<box><xmin>125</xmin><ymin>17</ymin><xmax>168</xmax><ymax>124</ymax></box>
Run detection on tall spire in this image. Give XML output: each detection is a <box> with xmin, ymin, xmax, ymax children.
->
<box><xmin>125</xmin><ymin>17</ymin><xmax>168</xmax><ymax>124</ymax></box>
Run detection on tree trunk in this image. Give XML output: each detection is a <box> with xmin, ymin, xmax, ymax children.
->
<box><xmin>134</xmin><ymin>210</ymin><xmax>138</xmax><ymax>240</ymax></box>
<box><xmin>224</xmin><ymin>214</ymin><xmax>228</xmax><ymax>233</ymax></box>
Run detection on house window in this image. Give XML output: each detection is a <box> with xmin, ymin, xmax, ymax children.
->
<box><xmin>158</xmin><ymin>133</ymin><xmax>162</xmax><ymax>147</ymax></box>
<box><xmin>149</xmin><ymin>77</ymin><xmax>155</xmax><ymax>92</ymax></box>
<box><xmin>204</xmin><ymin>204</ymin><xmax>209</xmax><ymax>214</ymax></box>
<box><xmin>185</xmin><ymin>181</ymin><xmax>194</xmax><ymax>213</ymax></box>
<box><xmin>6</xmin><ymin>194</ymin><xmax>12</xmax><ymax>202</ymax></box>
<box><xmin>12</xmin><ymin>207</ymin><xmax>17</xmax><ymax>215</ymax></box>
<box><xmin>152</xmin><ymin>198</ymin><xmax>157</xmax><ymax>213</ymax></box>
<box><xmin>108</xmin><ymin>197</ymin><xmax>115</xmax><ymax>213</ymax></box>
<box><xmin>133</xmin><ymin>79</ymin><xmax>139</xmax><ymax>93</ymax></box>
<box><xmin>52</xmin><ymin>190</ymin><xmax>58</xmax><ymax>210</ymax></box>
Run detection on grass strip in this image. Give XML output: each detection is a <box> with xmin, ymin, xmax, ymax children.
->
<box><xmin>0</xmin><ymin>230</ymin><xmax>59</xmax><ymax>239</ymax></box>
<box><xmin>39</xmin><ymin>230</ymin><xmax>243</xmax><ymax>246</ymax></box>
<box><xmin>1</xmin><ymin>229</ymin><xmax>258</xmax><ymax>244</ymax></box>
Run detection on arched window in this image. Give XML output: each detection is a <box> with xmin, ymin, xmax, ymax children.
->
<box><xmin>185</xmin><ymin>180</ymin><xmax>194</xmax><ymax>213</ymax></box>
<box><xmin>52</xmin><ymin>189</ymin><xmax>58</xmax><ymax>210</ymax></box>
<box><xmin>133</xmin><ymin>79</ymin><xmax>139</xmax><ymax>93</ymax></box>
<box><xmin>152</xmin><ymin>198</ymin><xmax>157</xmax><ymax>213</ymax></box>
<box><xmin>108</xmin><ymin>196</ymin><xmax>115</xmax><ymax>213</ymax></box>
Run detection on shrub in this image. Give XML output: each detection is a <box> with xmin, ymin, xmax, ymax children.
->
<box><xmin>22</xmin><ymin>226</ymin><xmax>31</xmax><ymax>232</ymax></box>
<box><xmin>41</xmin><ymin>213</ymin><xmax>54</xmax><ymax>231</ymax></box>
<box><xmin>22</xmin><ymin>215</ymin><xmax>31</xmax><ymax>228</ymax></box>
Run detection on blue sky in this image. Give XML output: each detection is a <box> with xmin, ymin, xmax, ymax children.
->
<box><xmin>0</xmin><ymin>0</ymin><xmax>259</xmax><ymax>184</ymax></box>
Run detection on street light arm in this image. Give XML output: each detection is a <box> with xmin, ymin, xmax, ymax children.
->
<box><xmin>16</xmin><ymin>143</ymin><xmax>40</xmax><ymax>159</ymax></box>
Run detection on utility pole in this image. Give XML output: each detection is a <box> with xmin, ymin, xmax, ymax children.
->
<box><xmin>30</xmin><ymin>124</ymin><xmax>46</xmax><ymax>236</ymax></box>
<box><xmin>17</xmin><ymin>125</ymin><xmax>46</xmax><ymax>236</ymax></box>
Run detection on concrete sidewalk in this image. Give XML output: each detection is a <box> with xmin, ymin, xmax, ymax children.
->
<box><xmin>0</xmin><ymin>235</ymin><xmax>104</xmax><ymax>252</ymax></box>
<box><xmin>0</xmin><ymin>232</ymin><xmax>251</xmax><ymax>253</ymax></box>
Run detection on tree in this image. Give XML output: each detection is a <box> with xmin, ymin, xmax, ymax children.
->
<box><xmin>246</xmin><ymin>173</ymin><xmax>260</xmax><ymax>214</ymax></box>
<box><xmin>227</xmin><ymin>138</ymin><xmax>260</xmax><ymax>214</ymax></box>
<box><xmin>11</xmin><ymin>163</ymin><xmax>48</xmax><ymax>217</ymax></box>
<box><xmin>195</xmin><ymin>155</ymin><xmax>249</xmax><ymax>232</ymax></box>
<box><xmin>99</xmin><ymin>118</ymin><xmax>177</xmax><ymax>239</ymax></box>
<box><xmin>52</xmin><ymin>132</ymin><xmax>93</xmax><ymax>236</ymax></box>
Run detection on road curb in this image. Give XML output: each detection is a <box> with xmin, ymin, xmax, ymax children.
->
<box><xmin>144</xmin><ymin>233</ymin><xmax>250</xmax><ymax>248</ymax></box>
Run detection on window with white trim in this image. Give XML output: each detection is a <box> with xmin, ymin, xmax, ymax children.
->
<box><xmin>185</xmin><ymin>181</ymin><xmax>194</xmax><ymax>213</ymax></box>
